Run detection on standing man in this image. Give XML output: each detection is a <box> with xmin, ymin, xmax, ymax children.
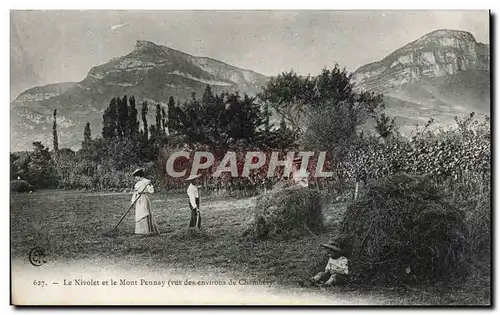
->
<box><xmin>186</xmin><ymin>174</ymin><xmax>201</xmax><ymax>228</ymax></box>
<box><xmin>291</xmin><ymin>156</ymin><xmax>309</xmax><ymax>188</ymax></box>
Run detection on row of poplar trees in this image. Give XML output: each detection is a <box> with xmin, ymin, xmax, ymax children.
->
<box><xmin>101</xmin><ymin>95</ymin><xmax>173</xmax><ymax>142</ymax></box>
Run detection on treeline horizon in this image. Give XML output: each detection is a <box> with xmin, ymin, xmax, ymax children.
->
<box><xmin>10</xmin><ymin>65</ymin><xmax>490</xmax><ymax>196</ymax></box>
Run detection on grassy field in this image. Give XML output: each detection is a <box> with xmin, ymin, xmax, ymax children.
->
<box><xmin>10</xmin><ymin>189</ymin><xmax>490</xmax><ymax>305</ymax></box>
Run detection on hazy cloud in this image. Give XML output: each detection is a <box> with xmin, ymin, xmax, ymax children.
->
<box><xmin>110</xmin><ymin>23</ymin><xmax>129</xmax><ymax>31</ymax></box>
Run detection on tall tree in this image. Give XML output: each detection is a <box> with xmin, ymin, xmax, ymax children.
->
<box><xmin>128</xmin><ymin>96</ymin><xmax>139</xmax><ymax>139</ymax></box>
<box><xmin>263</xmin><ymin>102</ymin><xmax>271</xmax><ymax>133</ymax></box>
<box><xmin>149</xmin><ymin>124</ymin><xmax>157</xmax><ymax>141</ymax></box>
<box><xmin>29</xmin><ymin>141</ymin><xmax>57</xmax><ymax>188</ymax></box>
<box><xmin>294</xmin><ymin>67</ymin><xmax>384</xmax><ymax>175</ymax></box>
<box><xmin>141</xmin><ymin>101</ymin><xmax>149</xmax><ymax>140</ymax></box>
<box><xmin>260</xmin><ymin>66</ymin><xmax>383</xmax><ymax>136</ymax></box>
<box><xmin>167</xmin><ymin>96</ymin><xmax>176</xmax><ymax>135</ymax></box>
<box><xmin>226</xmin><ymin>93</ymin><xmax>263</xmax><ymax>143</ymax></box>
<box><xmin>155</xmin><ymin>103</ymin><xmax>162</xmax><ymax>135</ymax></box>
<box><xmin>150</xmin><ymin>103</ymin><xmax>168</xmax><ymax>147</ymax></box>
<box><xmin>202</xmin><ymin>85</ymin><xmax>214</xmax><ymax>106</ymax></box>
<box><xmin>52</xmin><ymin>109</ymin><xmax>59</xmax><ymax>154</ymax></box>
<box><xmin>82</xmin><ymin>122</ymin><xmax>91</xmax><ymax>151</ymax></box>
<box><xmin>173</xmin><ymin>91</ymin><xmax>266</xmax><ymax>151</ymax></box>
<box><xmin>259</xmin><ymin>70</ymin><xmax>316</xmax><ymax>133</ymax></box>
<box><xmin>102</xmin><ymin>98</ymin><xmax>118</xmax><ymax>139</ymax></box>
<box><xmin>261</xmin><ymin>66</ymin><xmax>384</xmax><ymax>154</ymax></box>
<box><xmin>161</xmin><ymin>108</ymin><xmax>167</xmax><ymax>134</ymax></box>
<box><xmin>117</xmin><ymin>95</ymin><xmax>129</xmax><ymax>138</ymax></box>
<box><xmin>102</xmin><ymin>102</ymin><xmax>110</xmax><ymax>139</ymax></box>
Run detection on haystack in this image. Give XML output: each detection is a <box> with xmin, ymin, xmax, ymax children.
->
<box><xmin>10</xmin><ymin>180</ymin><xmax>35</xmax><ymax>193</ymax></box>
<box><xmin>242</xmin><ymin>186</ymin><xmax>324</xmax><ymax>239</ymax></box>
<box><xmin>339</xmin><ymin>173</ymin><xmax>467</xmax><ymax>285</ymax></box>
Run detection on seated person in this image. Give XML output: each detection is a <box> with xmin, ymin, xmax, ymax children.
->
<box><xmin>291</xmin><ymin>156</ymin><xmax>309</xmax><ymax>188</ymax></box>
<box><xmin>311</xmin><ymin>242</ymin><xmax>349</xmax><ymax>286</ymax></box>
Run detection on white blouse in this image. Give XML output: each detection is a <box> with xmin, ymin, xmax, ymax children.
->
<box><xmin>187</xmin><ymin>183</ymin><xmax>199</xmax><ymax>209</ymax></box>
<box><xmin>325</xmin><ymin>256</ymin><xmax>349</xmax><ymax>275</ymax></box>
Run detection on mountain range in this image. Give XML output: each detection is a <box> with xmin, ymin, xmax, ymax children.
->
<box><xmin>352</xmin><ymin>29</ymin><xmax>490</xmax><ymax>132</ymax></box>
<box><xmin>10</xmin><ymin>40</ymin><xmax>268</xmax><ymax>151</ymax></box>
<box><xmin>10</xmin><ymin>29</ymin><xmax>490</xmax><ymax>151</ymax></box>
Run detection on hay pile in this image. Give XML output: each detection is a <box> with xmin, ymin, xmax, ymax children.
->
<box><xmin>242</xmin><ymin>186</ymin><xmax>324</xmax><ymax>240</ymax></box>
<box><xmin>465</xmin><ymin>197</ymin><xmax>490</xmax><ymax>259</ymax></box>
<box><xmin>339</xmin><ymin>173</ymin><xmax>467</xmax><ymax>285</ymax></box>
<box><xmin>10</xmin><ymin>180</ymin><xmax>35</xmax><ymax>193</ymax></box>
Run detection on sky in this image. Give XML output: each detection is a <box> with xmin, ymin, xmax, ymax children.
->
<box><xmin>11</xmin><ymin>10</ymin><xmax>489</xmax><ymax>86</ymax></box>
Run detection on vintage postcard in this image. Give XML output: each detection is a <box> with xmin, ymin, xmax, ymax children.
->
<box><xmin>10</xmin><ymin>10</ymin><xmax>491</xmax><ymax>305</ymax></box>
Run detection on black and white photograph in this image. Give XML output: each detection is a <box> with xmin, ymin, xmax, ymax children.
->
<box><xmin>9</xmin><ymin>10</ymin><xmax>491</xmax><ymax>305</ymax></box>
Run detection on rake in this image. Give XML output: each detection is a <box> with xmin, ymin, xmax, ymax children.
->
<box><xmin>104</xmin><ymin>182</ymin><xmax>150</xmax><ymax>236</ymax></box>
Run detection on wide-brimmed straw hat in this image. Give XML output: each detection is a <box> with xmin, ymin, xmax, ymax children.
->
<box><xmin>132</xmin><ymin>168</ymin><xmax>145</xmax><ymax>177</ymax></box>
<box><xmin>321</xmin><ymin>243</ymin><xmax>345</xmax><ymax>253</ymax></box>
<box><xmin>186</xmin><ymin>174</ymin><xmax>201</xmax><ymax>181</ymax></box>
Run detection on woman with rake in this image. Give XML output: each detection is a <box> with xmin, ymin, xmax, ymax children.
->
<box><xmin>131</xmin><ymin>168</ymin><xmax>159</xmax><ymax>235</ymax></box>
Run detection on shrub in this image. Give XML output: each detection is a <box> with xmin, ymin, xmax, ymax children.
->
<box><xmin>242</xmin><ymin>186</ymin><xmax>324</xmax><ymax>240</ymax></box>
<box><xmin>341</xmin><ymin>113</ymin><xmax>490</xmax><ymax>185</ymax></box>
<box><xmin>339</xmin><ymin>173</ymin><xmax>467</xmax><ymax>285</ymax></box>
<box><xmin>11</xmin><ymin>180</ymin><xmax>35</xmax><ymax>193</ymax></box>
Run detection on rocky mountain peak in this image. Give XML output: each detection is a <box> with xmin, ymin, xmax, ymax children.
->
<box><xmin>352</xmin><ymin>29</ymin><xmax>489</xmax><ymax>94</ymax></box>
<box><xmin>131</xmin><ymin>40</ymin><xmax>179</xmax><ymax>57</ymax></box>
<box><xmin>134</xmin><ymin>39</ymin><xmax>159</xmax><ymax>51</ymax></box>
<box><xmin>411</xmin><ymin>29</ymin><xmax>476</xmax><ymax>45</ymax></box>
<box><xmin>10</xmin><ymin>39</ymin><xmax>269</xmax><ymax>151</ymax></box>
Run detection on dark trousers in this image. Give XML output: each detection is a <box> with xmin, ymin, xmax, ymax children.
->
<box><xmin>189</xmin><ymin>197</ymin><xmax>201</xmax><ymax>228</ymax></box>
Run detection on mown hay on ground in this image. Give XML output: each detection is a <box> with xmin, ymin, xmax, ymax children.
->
<box><xmin>168</xmin><ymin>227</ymin><xmax>213</xmax><ymax>242</ymax></box>
<box><xmin>339</xmin><ymin>173</ymin><xmax>467</xmax><ymax>285</ymax></box>
<box><xmin>242</xmin><ymin>186</ymin><xmax>324</xmax><ymax>240</ymax></box>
